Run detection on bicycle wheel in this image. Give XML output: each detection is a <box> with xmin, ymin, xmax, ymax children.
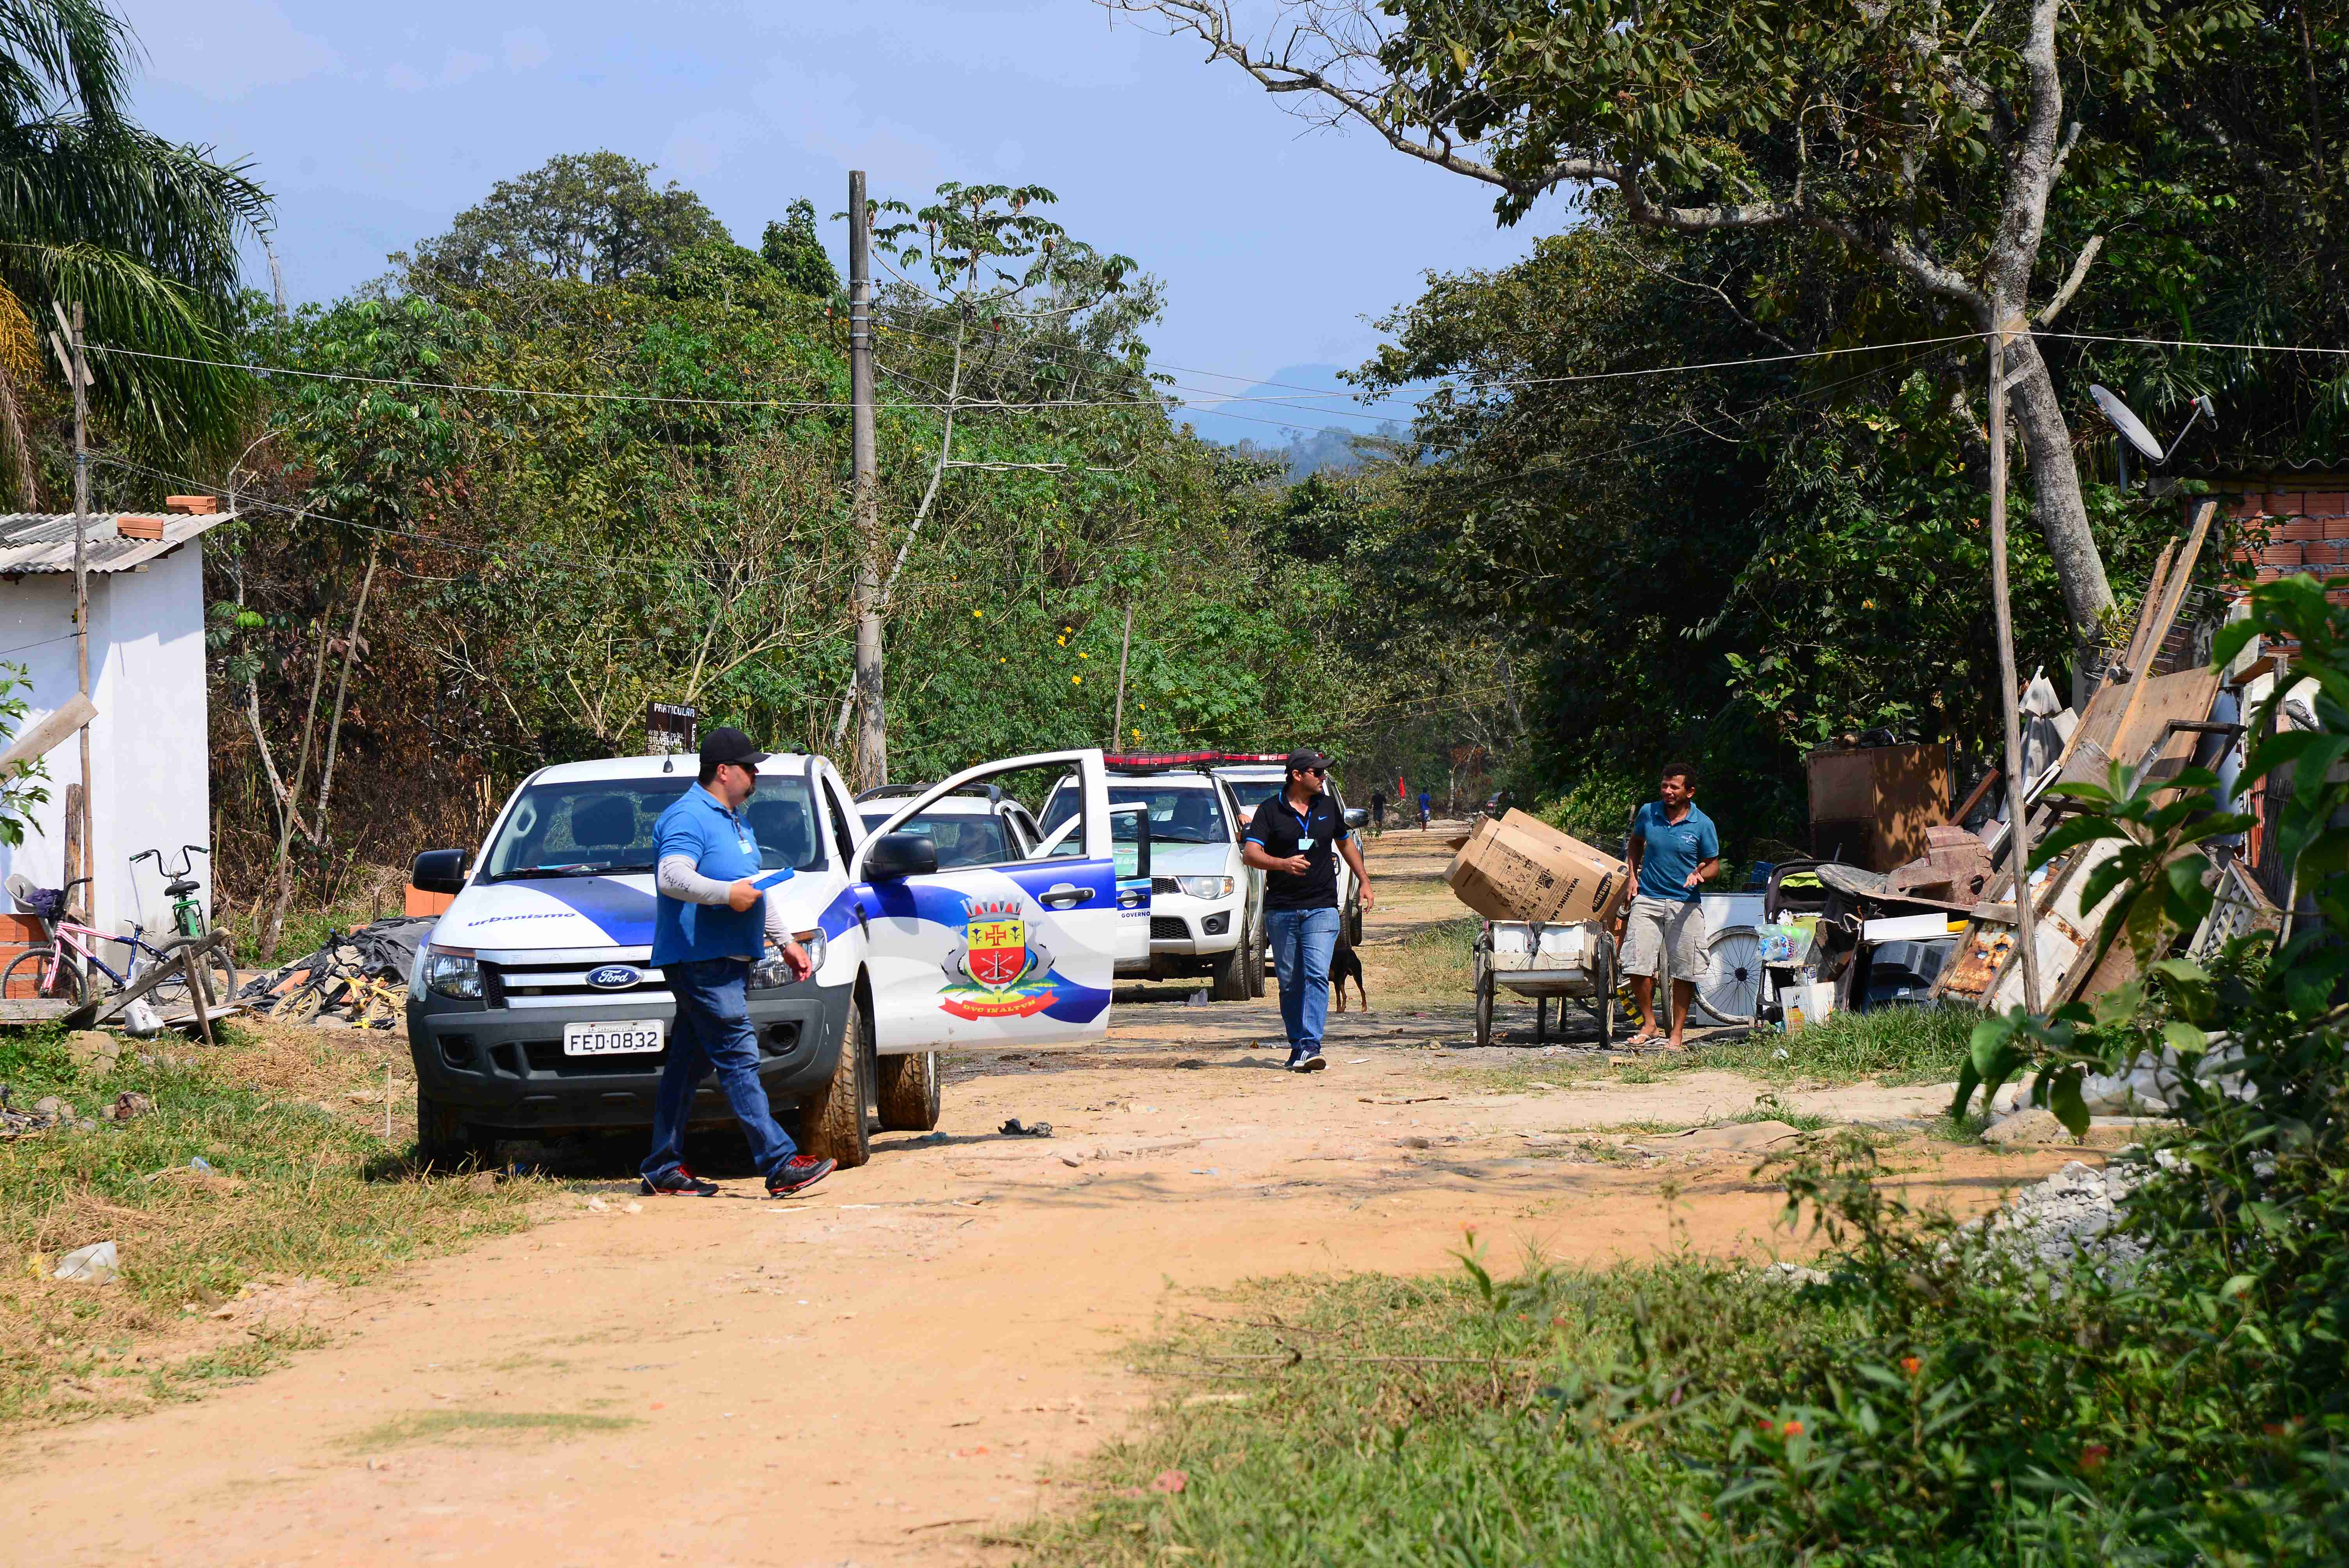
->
<box><xmin>1691</xmin><ymin>926</ymin><xmax>1764</xmax><ymax>1028</ymax></box>
<box><xmin>152</xmin><ymin>938</ymin><xmax>238</xmax><ymax>1017</ymax></box>
<box><xmin>1</xmin><ymin>947</ymin><xmax>86</xmax><ymax>1006</ymax></box>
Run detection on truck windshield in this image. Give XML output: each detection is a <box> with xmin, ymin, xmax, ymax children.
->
<box><xmin>484</xmin><ymin>777</ymin><xmax>825</xmax><ymax>880</ymax></box>
<box><xmin>1041</xmin><ymin>782</ymin><xmax>1228</xmax><ymax>845</ymax></box>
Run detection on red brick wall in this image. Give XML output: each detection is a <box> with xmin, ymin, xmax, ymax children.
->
<box><xmin>2233</xmin><ymin>487</ymin><xmax>2349</xmax><ymax>604</ymax></box>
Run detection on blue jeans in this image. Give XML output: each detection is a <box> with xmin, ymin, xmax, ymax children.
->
<box><xmin>1267</xmin><ymin>907</ymin><xmax>1340</xmax><ymax>1057</ymax></box>
<box><xmin>642</xmin><ymin>957</ymin><xmax>797</xmax><ymax>1182</ymax></box>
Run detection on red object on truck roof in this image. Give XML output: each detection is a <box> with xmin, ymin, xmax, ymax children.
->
<box><xmin>1103</xmin><ymin>750</ymin><xmax>1289</xmax><ymax>771</ymax></box>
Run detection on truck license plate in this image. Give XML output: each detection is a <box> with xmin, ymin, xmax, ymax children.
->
<box><xmin>563</xmin><ymin>1020</ymin><xmax>665</xmax><ymax>1057</ymax></box>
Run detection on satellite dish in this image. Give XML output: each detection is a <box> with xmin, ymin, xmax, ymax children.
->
<box><xmin>2088</xmin><ymin>385</ymin><xmax>2218</xmax><ymax>487</ymax></box>
<box><xmin>2090</xmin><ymin>385</ymin><xmax>2165</xmax><ymax>462</ymax></box>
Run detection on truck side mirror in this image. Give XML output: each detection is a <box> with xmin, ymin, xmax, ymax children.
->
<box><xmin>412</xmin><ymin>848</ymin><xmax>467</xmax><ymax>894</ymax></box>
<box><xmin>865</xmin><ymin>831</ymin><xmax>938</xmax><ymax>880</ymax></box>
<box><xmin>1343</xmin><ymin>807</ymin><xmax>1369</xmax><ymax>830</ymax></box>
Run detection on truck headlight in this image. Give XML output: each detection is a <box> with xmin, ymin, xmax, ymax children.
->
<box><xmin>423</xmin><ymin>950</ymin><xmax>482</xmax><ymax>1000</ymax></box>
<box><xmin>751</xmin><ymin>931</ymin><xmax>826</xmax><ymax>990</ymax></box>
<box><xmin>1177</xmin><ymin>875</ymin><xmax>1236</xmax><ymax>901</ymax></box>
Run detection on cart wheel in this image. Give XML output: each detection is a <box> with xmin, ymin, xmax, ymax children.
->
<box><xmin>1472</xmin><ymin>930</ymin><xmax>1495</xmax><ymax>1049</ymax></box>
<box><xmin>1594</xmin><ymin>928</ymin><xmax>1618</xmax><ymax>1046</ymax></box>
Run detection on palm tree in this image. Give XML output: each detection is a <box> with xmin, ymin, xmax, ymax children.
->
<box><xmin>0</xmin><ymin>0</ymin><xmax>271</xmax><ymax>503</ymax></box>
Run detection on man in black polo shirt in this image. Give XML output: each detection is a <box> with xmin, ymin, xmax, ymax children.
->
<box><xmin>1240</xmin><ymin>748</ymin><xmax>1375</xmax><ymax>1072</ymax></box>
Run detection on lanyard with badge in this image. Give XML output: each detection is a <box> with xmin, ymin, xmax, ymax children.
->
<box><xmin>1281</xmin><ymin>797</ymin><xmax>1321</xmax><ymax>856</ymax></box>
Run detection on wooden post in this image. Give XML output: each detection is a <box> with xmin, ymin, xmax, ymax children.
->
<box><xmin>61</xmin><ymin>782</ymin><xmax>83</xmax><ymax>918</ymax></box>
<box><xmin>178</xmin><ymin>941</ymin><xmax>215</xmax><ymax>1047</ymax></box>
<box><xmin>1989</xmin><ymin>320</ymin><xmax>2043</xmax><ymax>1014</ymax></box>
<box><xmin>68</xmin><ymin>303</ymin><xmax>93</xmax><ymax>931</ymax></box>
<box><xmin>847</xmin><ymin>169</ymin><xmax>886</xmax><ymax>789</ymax></box>
<box><xmin>1111</xmin><ymin>601</ymin><xmax>1134</xmax><ymax>747</ymax></box>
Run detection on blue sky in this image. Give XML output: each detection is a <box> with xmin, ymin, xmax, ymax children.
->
<box><xmin>115</xmin><ymin>0</ymin><xmax>1570</xmax><ymax>439</ymax></box>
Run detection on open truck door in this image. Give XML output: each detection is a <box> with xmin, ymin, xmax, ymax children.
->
<box><xmin>1110</xmin><ymin>802</ymin><xmax>1151</xmax><ymax>969</ymax></box>
<box><xmin>852</xmin><ymin>748</ymin><xmax>1118</xmax><ymax>1051</ymax></box>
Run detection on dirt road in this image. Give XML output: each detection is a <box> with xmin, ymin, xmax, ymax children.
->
<box><xmin>3</xmin><ymin>825</ymin><xmax>2074</xmax><ymax>1567</ymax></box>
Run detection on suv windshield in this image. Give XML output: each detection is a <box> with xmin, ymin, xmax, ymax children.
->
<box><xmin>859</xmin><ymin>809</ymin><xmax>1013</xmax><ymax>869</ymax></box>
<box><xmin>1042</xmin><ymin>782</ymin><xmax>1229</xmax><ymax>845</ymax></box>
<box><xmin>485</xmin><ymin>777</ymin><xmax>824</xmax><ymax>880</ymax></box>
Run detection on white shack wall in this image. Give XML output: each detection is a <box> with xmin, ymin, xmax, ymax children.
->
<box><xmin>0</xmin><ymin>543</ymin><xmax>211</xmax><ymax>938</ymax></box>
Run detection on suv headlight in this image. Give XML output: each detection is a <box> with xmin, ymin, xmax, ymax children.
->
<box><xmin>423</xmin><ymin>950</ymin><xmax>482</xmax><ymax>1000</ymax></box>
<box><xmin>1177</xmin><ymin>875</ymin><xmax>1236</xmax><ymax>901</ymax></box>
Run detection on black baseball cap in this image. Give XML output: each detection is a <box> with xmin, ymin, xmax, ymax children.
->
<box><xmin>700</xmin><ymin>726</ymin><xmax>770</xmax><ymax>771</ymax></box>
<box><xmin>1285</xmin><ymin>748</ymin><xmax>1330</xmax><ymax>772</ymax></box>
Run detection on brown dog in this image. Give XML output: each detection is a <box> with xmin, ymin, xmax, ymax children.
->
<box><xmin>1330</xmin><ymin>937</ymin><xmax>1368</xmax><ymax>1012</ymax></box>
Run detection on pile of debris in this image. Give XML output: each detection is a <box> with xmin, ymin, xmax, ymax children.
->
<box><xmin>1966</xmin><ymin>1159</ymin><xmax>2151</xmax><ymax>1286</ymax></box>
<box><xmin>237</xmin><ymin>916</ymin><xmax>436</xmax><ymax>1029</ymax></box>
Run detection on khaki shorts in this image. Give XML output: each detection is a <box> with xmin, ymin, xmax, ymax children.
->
<box><xmin>1622</xmin><ymin>896</ymin><xmax>1707</xmax><ymax>981</ymax></box>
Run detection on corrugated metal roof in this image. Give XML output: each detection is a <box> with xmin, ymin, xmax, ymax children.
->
<box><xmin>0</xmin><ymin>511</ymin><xmax>234</xmax><ymax>575</ymax></box>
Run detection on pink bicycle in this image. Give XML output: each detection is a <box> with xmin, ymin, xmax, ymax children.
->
<box><xmin>3</xmin><ymin>875</ymin><xmax>238</xmax><ymax>1012</ymax></box>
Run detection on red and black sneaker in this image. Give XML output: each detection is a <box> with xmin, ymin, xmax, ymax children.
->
<box><xmin>641</xmin><ymin>1166</ymin><xmax>720</xmax><ymax>1197</ymax></box>
<box><xmin>766</xmin><ymin>1155</ymin><xmax>836</xmax><ymax>1197</ymax></box>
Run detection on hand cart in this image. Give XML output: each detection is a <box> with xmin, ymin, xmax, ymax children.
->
<box><xmin>1471</xmin><ymin>919</ymin><xmax>1618</xmax><ymax>1047</ymax></box>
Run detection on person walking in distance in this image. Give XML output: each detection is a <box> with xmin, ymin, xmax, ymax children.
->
<box><xmin>1621</xmin><ymin>763</ymin><xmax>1721</xmax><ymax>1050</ymax></box>
<box><xmin>640</xmin><ymin>727</ymin><xmax>835</xmax><ymax>1198</ymax></box>
<box><xmin>1417</xmin><ymin>789</ymin><xmax>1432</xmax><ymax>830</ymax></box>
<box><xmin>1241</xmin><ymin>749</ymin><xmax>1374</xmax><ymax>1073</ymax></box>
<box><xmin>1369</xmin><ymin>788</ymin><xmax>1388</xmax><ymax>837</ymax></box>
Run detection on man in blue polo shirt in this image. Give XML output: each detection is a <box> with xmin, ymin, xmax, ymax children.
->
<box><xmin>1622</xmin><ymin>761</ymin><xmax>1721</xmax><ymax>1050</ymax></box>
<box><xmin>640</xmin><ymin>726</ymin><xmax>831</xmax><ymax>1199</ymax></box>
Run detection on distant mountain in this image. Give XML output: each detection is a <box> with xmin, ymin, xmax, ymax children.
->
<box><xmin>1173</xmin><ymin>362</ymin><xmax>1424</xmax><ymax>475</ymax></box>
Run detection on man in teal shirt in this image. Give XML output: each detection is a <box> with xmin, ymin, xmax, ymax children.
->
<box><xmin>1621</xmin><ymin>762</ymin><xmax>1720</xmax><ymax>1049</ymax></box>
<box><xmin>640</xmin><ymin>727</ymin><xmax>829</xmax><ymax>1199</ymax></box>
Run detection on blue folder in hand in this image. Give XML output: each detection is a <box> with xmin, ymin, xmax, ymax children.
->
<box><xmin>752</xmin><ymin>868</ymin><xmax>795</xmax><ymax>891</ymax></box>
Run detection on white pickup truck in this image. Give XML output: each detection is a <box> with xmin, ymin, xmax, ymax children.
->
<box><xmin>404</xmin><ymin>747</ymin><xmax>1142</xmax><ymax>1169</ymax></box>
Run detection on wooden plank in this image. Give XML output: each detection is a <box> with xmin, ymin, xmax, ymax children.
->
<box><xmin>2115</xmin><ymin>540</ymin><xmax>2178</xmax><ymax>679</ymax></box>
<box><xmin>1948</xmin><ymin>767</ymin><xmax>2001</xmax><ymax>827</ymax></box>
<box><xmin>2059</xmin><ymin>666</ymin><xmax>2223</xmax><ymax>793</ymax></box>
<box><xmin>0</xmin><ymin>998</ymin><xmax>73</xmax><ymax>1024</ymax></box>
<box><xmin>60</xmin><ymin>927</ymin><xmax>231</xmax><ymax>1031</ymax></box>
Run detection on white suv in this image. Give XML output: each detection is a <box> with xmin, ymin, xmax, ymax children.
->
<box><xmin>1041</xmin><ymin>768</ymin><xmax>1263</xmax><ymax>1000</ymax></box>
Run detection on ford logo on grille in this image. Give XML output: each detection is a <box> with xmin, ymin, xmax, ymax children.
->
<box><xmin>585</xmin><ymin>965</ymin><xmax>641</xmax><ymax>990</ymax></box>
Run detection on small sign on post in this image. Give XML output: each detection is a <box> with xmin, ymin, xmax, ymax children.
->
<box><xmin>646</xmin><ymin>702</ymin><xmax>698</xmax><ymax>755</ymax></box>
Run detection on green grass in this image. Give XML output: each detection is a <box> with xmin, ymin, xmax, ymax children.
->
<box><xmin>1015</xmin><ymin>1267</ymin><xmax>1705</xmax><ymax>1566</ymax></box>
<box><xmin>1370</xmin><ymin>915</ymin><xmax>1483</xmax><ymax>1002</ymax></box>
<box><xmin>344</xmin><ymin>1409</ymin><xmax>638</xmax><ymax>1452</ymax></box>
<box><xmin>1686</xmin><ymin>1005</ymin><xmax>1978</xmax><ymax>1086</ymax></box>
<box><xmin>0</xmin><ymin>1023</ymin><xmax>541</xmax><ymax>1426</ymax></box>
<box><xmin>1017</xmin><ymin>1255</ymin><xmax>2146</xmax><ymax>1566</ymax></box>
<box><xmin>231</xmin><ymin>898</ymin><xmax>387</xmax><ymax>970</ymax></box>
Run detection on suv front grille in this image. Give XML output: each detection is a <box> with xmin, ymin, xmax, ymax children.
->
<box><xmin>487</xmin><ymin>960</ymin><xmax>670</xmax><ymax>1010</ymax></box>
<box><xmin>1150</xmin><ymin>916</ymin><xmax>1189</xmax><ymax>942</ymax></box>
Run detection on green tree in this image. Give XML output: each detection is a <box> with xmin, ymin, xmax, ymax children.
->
<box><xmin>1111</xmin><ymin>0</ymin><xmax>2279</xmax><ymax>643</ymax></box>
<box><xmin>0</xmin><ymin>0</ymin><xmax>271</xmax><ymax>497</ymax></box>
<box><xmin>760</xmin><ymin>198</ymin><xmax>839</xmax><ymax>296</ymax></box>
<box><xmin>405</xmin><ymin>150</ymin><xmax>728</xmax><ymax>289</ymax></box>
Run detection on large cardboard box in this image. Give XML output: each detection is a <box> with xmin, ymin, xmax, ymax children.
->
<box><xmin>1445</xmin><ymin>810</ymin><xmax>1629</xmax><ymax>925</ymax></box>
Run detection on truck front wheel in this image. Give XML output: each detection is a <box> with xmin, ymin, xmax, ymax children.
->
<box><xmin>793</xmin><ymin>991</ymin><xmax>873</xmax><ymax>1168</ymax></box>
<box><xmin>415</xmin><ymin>1092</ymin><xmax>494</xmax><ymax>1171</ymax></box>
<box><xmin>877</xmin><ymin>1049</ymin><xmax>941</xmax><ymax>1131</ymax></box>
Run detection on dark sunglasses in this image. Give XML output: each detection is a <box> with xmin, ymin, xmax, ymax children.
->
<box><xmin>1297</xmin><ymin>765</ymin><xmax>1327</xmax><ymax>777</ymax></box>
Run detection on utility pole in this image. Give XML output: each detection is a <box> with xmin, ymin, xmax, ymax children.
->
<box><xmin>1988</xmin><ymin>318</ymin><xmax>2042</xmax><ymax>1014</ymax></box>
<box><xmin>847</xmin><ymin>169</ymin><xmax>885</xmax><ymax>789</ymax></box>
<box><xmin>1110</xmin><ymin>602</ymin><xmax>1134</xmax><ymax>748</ymax></box>
<box><xmin>69</xmin><ymin>302</ymin><xmax>93</xmax><ymax>926</ymax></box>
